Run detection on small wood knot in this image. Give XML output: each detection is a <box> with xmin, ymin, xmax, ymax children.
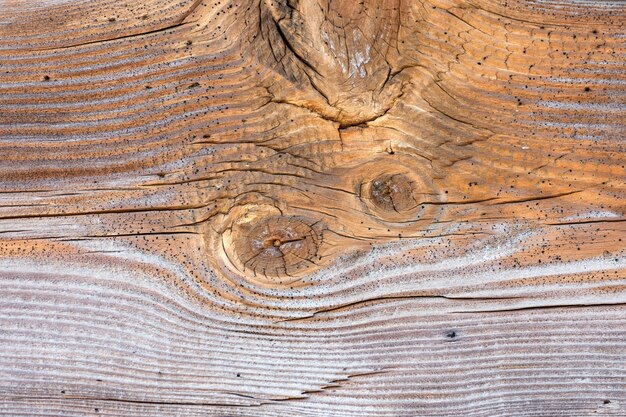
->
<box><xmin>232</xmin><ymin>216</ymin><xmax>322</xmax><ymax>280</ymax></box>
<box><xmin>370</xmin><ymin>174</ymin><xmax>415</xmax><ymax>213</ymax></box>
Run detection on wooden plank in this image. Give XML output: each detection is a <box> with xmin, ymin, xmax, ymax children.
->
<box><xmin>0</xmin><ymin>0</ymin><xmax>625</xmax><ymax>415</ymax></box>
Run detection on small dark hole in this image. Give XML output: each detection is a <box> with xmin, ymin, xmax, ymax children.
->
<box><xmin>446</xmin><ymin>331</ymin><xmax>456</xmax><ymax>339</ymax></box>
<box><xmin>604</xmin><ymin>400</ymin><xmax>611</xmax><ymax>404</ymax></box>
<box><xmin>584</xmin><ymin>87</ymin><xmax>591</xmax><ymax>92</ymax></box>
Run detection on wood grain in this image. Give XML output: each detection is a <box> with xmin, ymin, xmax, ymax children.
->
<box><xmin>0</xmin><ymin>0</ymin><xmax>625</xmax><ymax>415</ymax></box>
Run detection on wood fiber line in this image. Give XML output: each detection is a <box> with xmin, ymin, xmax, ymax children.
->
<box><xmin>0</xmin><ymin>0</ymin><xmax>625</xmax><ymax>415</ymax></box>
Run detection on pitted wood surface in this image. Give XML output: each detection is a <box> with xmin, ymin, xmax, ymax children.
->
<box><xmin>0</xmin><ymin>0</ymin><xmax>625</xmax><ymax>415</ymax></box>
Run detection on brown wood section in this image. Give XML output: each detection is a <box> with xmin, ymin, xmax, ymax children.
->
<box><xmin>0</xmin><ymin>0</ymin><xmax>625</xmax><ymax>415</ymax></box>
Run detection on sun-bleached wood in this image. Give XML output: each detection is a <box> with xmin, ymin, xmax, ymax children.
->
<box><xmin>0</xmin><ymin>0</ymin><xmax>625</xmax><ymax>415</ymax></box>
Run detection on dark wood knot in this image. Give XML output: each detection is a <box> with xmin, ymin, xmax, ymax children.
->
<box><xmin>370</xmin><ymin>173</ymin><xmax>416</xmax><ymax>213</ymax></box>
<box><xmin>357</xmin><ymin>162</ymin><xmax>439</xmax><ymax>223</ymax></box>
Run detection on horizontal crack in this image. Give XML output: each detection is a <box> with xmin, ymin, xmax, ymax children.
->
<box><xmin>491</xmin><ymin>190</ymin><xmax>583</xmax><ymax>205</ymax></box>
<box><xmin>453</xmin><ymin>302</ymin><xmax>626</xmax><ymax>314</ymax></box>
<box><xmin>278</xmin><ymin>294</ymin><xmax>523</xmax><ymax>323</ymax></box>
<box><xmin>0</xmin><ymin>204</ymin><xmax>207</xmax><ymax>221</ymax></box>
<box><xmin>35</xmin><ymin>20</ymin><xmax>195</xmax><ymax>52</ymax></box>
<box><xmin>547</xmin><ymin>218</ymin><xmax>626</xmax><ymax>226</ymax></box>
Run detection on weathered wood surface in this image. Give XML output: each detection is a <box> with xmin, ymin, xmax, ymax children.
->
<box><xmin>1</xmin><ymin>0</ymin><xmax>625</xmax><ymax>415</ymax></box>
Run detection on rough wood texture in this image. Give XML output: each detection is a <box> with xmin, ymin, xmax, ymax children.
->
<box><xmin>1</xmin><ymin>0</ymin><xmax>625</xmax><ymax>415</ymax></box>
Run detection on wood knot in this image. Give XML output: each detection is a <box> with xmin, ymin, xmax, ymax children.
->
<box><xmin>261</xmin><ymin>0</ymin><xmax>403</xmax><ymax>127</ymax></box>
<box><xmin>357</xmin><ymin>163</ymin><xmax>439</xmax><ymax>223</ymax></box>
<box><xmin>228</xmin><ymin>215</ymin><xmax>323</xmax><ymax>282</ymax></box>
<box><xmin>370</xmin><ymin>174</ymin><xmax>415</xmax><ymax>213</ymax></box>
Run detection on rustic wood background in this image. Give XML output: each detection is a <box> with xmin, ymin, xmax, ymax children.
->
<box><xmin>1</xmin><ymin>0</ymin><xmax>625</xmax><ymax>415</ymax></box>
